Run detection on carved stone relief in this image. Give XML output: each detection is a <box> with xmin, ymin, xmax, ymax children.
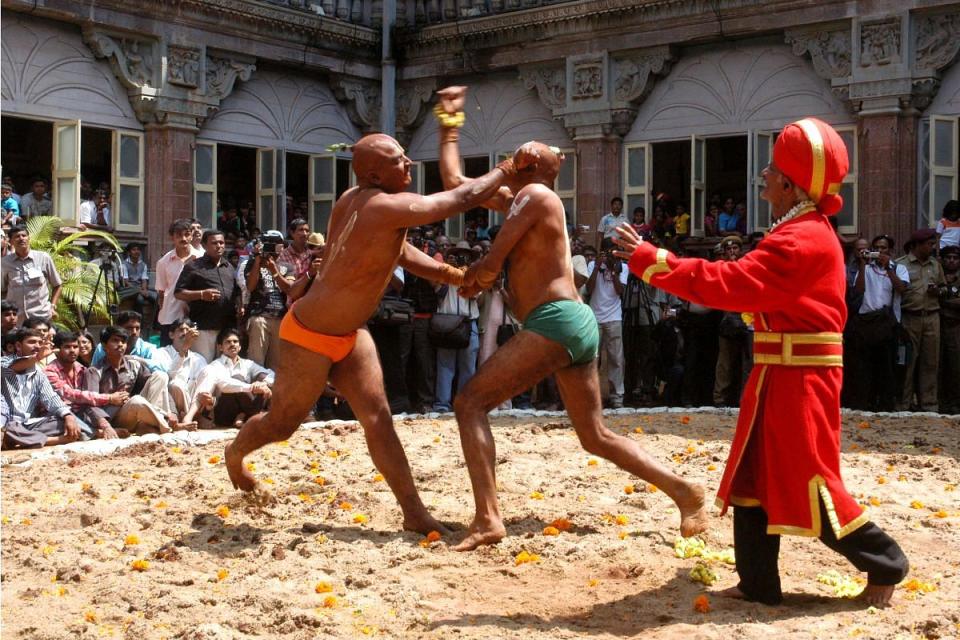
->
<box><xmin>859</xmin><ymin>18</ymin><xmax>901</xmax><ymax>67</ymax></box>
<box><xmin>395</xmin><ymin>78</ymin><xmax>437</xmax><ymax>145</ymax></box>
<box><xmin>572</xmin><ymin>58</ymin><xmax>603</xmax><ymax>100</ymax></box>
<box><xmin>206</xmin><ymin>55</ymin><xmax>256</xmax><ymax>101</ymax></box>
<box><xmin>518</xmin><ymin>64</ymin><xmax>566</xmax><ymax>111</ymax></box>
<box><xmin>785</xmin><ymin>29</ymin><xmax>851</xmax><ymax>81</ymax></box>
<box><xmin>168</xmin><ymin>45</ymin><xmax>202</xmax><ymax>88</ymax></box>
<box><xmin>915</xmin><ymin>12</ymin><xmax>960</xmax><ymax>72</ymax></box>
<box><xmin>83</xmin><ymin>31</ymin><xmax>156</xmax><ymax>89</ymax></box>
<box><xmin>330</xmin><ymin>75</ymin><xmax>381</xmax><ymax>132</ymax></box>
<box><xmin>613</xmin><ymin>47</ymin><xmax>672</xmax><ymax>103</ymax></box>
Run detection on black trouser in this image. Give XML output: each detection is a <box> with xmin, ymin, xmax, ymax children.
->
<box><xmin>405</xmin><ymin>317</ymin><xmax>436</xmax><ymax>410</ymax></box>
<box><xmin>623</xmin><ymin>323</ymin><xmax>656</xmax><ymax>402</ymax></box>
<box><xmin>214</xmin><ymin>392</ymin><xmax>267</xmax><ymax>427</ymax></box>
<box><xmin>733</xmin><ymin>500</ymin><xmax>909</xmax><ymax>605</ymax></box>
<box><xmin>369</xmin><ymin>321</ymin><xmax>412</xmax><ymax>414</ymax></box>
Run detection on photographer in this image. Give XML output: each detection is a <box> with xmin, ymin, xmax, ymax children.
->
<box><xmin>244</xmin><ymin>231</ymin><xmax>293</xmax><ymax>369</ymax></box>
<box><xmin>587</xmin><ymin>239</ymin><xmax>627</xmax><ymax>408</ymax></box>
<box><xmin>938</xmin><ymin>245</ymin><xmax>960</xmax><ymax>413</ymax></box>
<box><xmin>432</xmin><ymin>241</ymin><xmax>479</xmax><ymax>413</ymax></box>
<box><xmin>286</xmin><ymin>232</ymin><xmax>325</xmax><ymax>304</ymax></box>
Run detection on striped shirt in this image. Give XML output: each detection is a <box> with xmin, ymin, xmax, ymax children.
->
<box><xmin>1</xmin><ymin>355</ymin><xmax>71</xmax><ymax>422</ymax></box>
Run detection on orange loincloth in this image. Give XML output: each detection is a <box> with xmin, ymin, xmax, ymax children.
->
<box><xmin>279</xmin><ymin>306</ymin><xmax>357</xmax><ymax>362</ymax></box>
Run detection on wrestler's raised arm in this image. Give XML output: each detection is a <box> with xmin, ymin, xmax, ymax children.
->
<box><xmin>436</xmin><ymin>86</ymin><xmax>513</xmax><ymax>213</ymax></box>
<box><xmin>398</xmin><ymin>241</ymin><xmax>464</xmax><ymax>287</ymax></box>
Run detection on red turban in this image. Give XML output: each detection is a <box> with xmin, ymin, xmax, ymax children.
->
<box><xmin>773</xmin><ymin>118</ymin><xmax>849</xmax><ymax>216</ymax></box>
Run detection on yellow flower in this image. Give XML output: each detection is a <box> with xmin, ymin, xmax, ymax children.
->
<box><xmin>245</xmin><ymin>462</ymin><xmax>256</xmax><ymax>472</ymax></box>
<box><xmin>530</xmin><ymin>491</ymin><xmax>545</xmax><ymax>500</ymax></box>
<box><xmin>299</xmin><ymin>493</ymin><xmax>313</xmax><ymax>503</ymax></box>
<box><xmin>707</xmin><ymin>464</ymin><xmax>717</xmax><ymax>471</ymax></box>
<box><xmin>263</xmin><ymin>477</ymin><xmax>274</xmax><ymax>485</ymax></box>
<box><xmin>432</xmin><ymin>436</ymin><xmax>441</xmax><ymax>443</ymax></box>
<box><xmin>170</xmin><ymin>446</ymin><xmax>182</xmax><ymax>454</ymax></box>
<box><xmin>216</xmin><ymin>569</ymin><xmax>229</xmax><ymax>581</ymax></box>
<box><xmin>322</xmin><ymin>595</ymin><xmax>339</xmax><ymax>608</ymax></box>
<box><xmin>130</xmin><ymin>559</ymin><xmax>150</xmax><ymax>572</ymax></box>
<box><xmin>208</xmin><ymin>455</ymin><xmax>221</xmax><ymax>464</ymax></box>
<box><xmin>618</xmin><ymin>531</ymin><xmax>628</xmax><ymax>540</ymax></box>
<box><xmin>426</xmin><ymin>530</ymin><xmax>442</xmax><ymax>542</ymax></box>
<box><xmin>514</xmin><ymin>550</ymin><xmax>540</xmax><ymax>566</ymax></box>
<box><xmin>587</xmin><ymin>578</ymin><xmax>599</xmax><ymax>587</ymax></box>
<box><xmin>338</xmin><ymin>501</ymin><xmax>353</xmax><ymax>510</ymax></box>
<box><xmin>542</xmin><ymin>526</ymin><xmax>560</xmax><ymax>536</ymax></box>
<box><xmin>857</xmin><ymin>421</ymin><xmax>871</xmax><ymax>429</ymax></box>
<box><xmin>647</xmin><ymin>484</ymin><xmax>659</xmax><ymax>493</ymax></box>
<box><xmin>876</xmin><ymin>476</ymin><xmax>886</xmax><ymax>484</ymax></box>
<box><xmin>21</xmin><ymin>518</ymin><xmax>32</xmax><ymax>526</ymax></box>
<box><xmin>314</xmin><ymin>476</ymin><xmax>327</xmax><ymax>485</ymax></box>
<box><xmin>216</xmin><ymin>505</ymin><xmax>230</xmax><ymax>518</ymax></box>
<box><xmin>131</xmin><ymin>473</ymin><xmax>141</xmax><ymax>479</ymax></box>
<box><xmin>353</xmin><ymin>514</ymin><xmax>369</xmax><ymax>524</ymax></box>
<box><xmin>869</xmin><ymin>497</ymin><xmax>881</xmax><ymax>507</ymax></box>
<box><xmin>84</xmin><ymin>611</ymin><xmax>98</xmax><ymax>623</ymax></box>
<box><xmin>315</xmin><ymin>581</ymin><xmax>334</xmax><ymax>593</ymax></box>
<box><xmin>587</xmin><ymin>459</ymin><xmax>598</xmax><ymax>467</ymax></box>
<box><xmin>902</xmin><ymin>578</ymin><xmax>937</xmax><ymax>593</ymax></box>
<box><xmin>124</xmin><ymin>534</ymin><xmax>140</xmax><ymax>546</ymax></box>
<box><xmin>934</xmin><ymin>510</ymin><xmax>948</xmax><ymax>518</ymax></box>
<box><xmin>372</xmin><ymin>474</ymin><xmax>384</xmax><ymax>483</ymax></box>
<box><xmin>623</xmin><ymin>485</ymin><xmax>635</xmax><ymax>495</ymax></box>
<box><xmin>614</xmin><ymin>514</ymin><xmax>629</xmax><ymax>526</ymax></box>
<box><xmin>633</xmin><ymin>427</ymin><xmax>644</xmax><ymax>434</ymax></box>
<box><xmin>153</xmin><ymin>501</ymin><xmax>168</xmax><ymax>509</ymax></box>
<box><xmin>910</xmin><ymin>500</ymin><xmax>925</xmax><ymax>510</ymax></box>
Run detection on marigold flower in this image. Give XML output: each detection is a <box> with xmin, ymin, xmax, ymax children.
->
<box><xmin>869</xmin><ymin>497</ymin><xmax>881</xmax><ymax>507</ymax></box>
<box><xmin>680</xmin><ymin>416</ymin><xmax>691</xmax><ymax>425</ymax></box>
<box><xmin>647</xmin><ymin>484</ymin><xmax>659</xmax><ymax>493</ymax></box>
<box><xmin>372</xmin><ymin>473</ymin><xmax>384</xmax><ymax>482</ymax></box>
<box><xmin>314</xmin><ymin>476</ymin><xmax>327</xmax><ymax>485</ymax></box>
<box><xmin>322</xmin><ymin>595</ymin><xmax>339</xmax><ymax>608</ymax></box>
<box><xmin>216</xmin><ymin>569</ymin><xmax>228</xmax><ymax>581</ymax></box>
<box><xmin>124</xmin><ymin>534</ymin><xmax>140</xmax><ymax>546</ymax></box>
<box><xmin>131</xmin><ymin>473</ymin><xmax>141</xmax><ymax>479</ymax></box>
<box><xmin>432</xmin><ymin>436</ymin><xmax>442</xmax><ymax>443</ymax></box>
<box><xmin>263</xmin><ymin>477</ymin><xmax>275</xmax><ymax>485</ymax></box>
<box><xmin>857</xmin><ymin>421</ymin><xmax>870</xmax><ymax>429</ymax></box>
<box><xmin>910</xmin><ymin>500</ymin><xmax>925</xmax><ymax>509</ymax></box>
<box><xmin>245</xmin><ymin>462</ymin><xmax>256</xmax><ymax>472</ymax></box>
<box><xmin>171</xmin><ymin>447</ymin><xmax>181</xmax><ymax>454</ymax></box>
<box><xmin>945</xmin><ymin>484</ymin><xmax>956</xmax><ymax>492</ymax></box>
<box><xmin>426</xmin><ymin>530</ymin><xmax>442</xmax><ymax>542</ymax></box>
<box><xmin>618</xmin><ymin>531</ymin><xmax>628</xmax><ymax>540</ymax></box>
<box><xmin>216</xmin><ymin>505</ymin><xmax>230</xmax><ymax>518</ymax></box>
<box><xmin>624</xmin><ymin>485</ymin><xmax>635</xmax><ymax>495</ymax></box>
<box><xmin>543</xmin><ymin>526</ymin><xmax>560</xmax><ymax>536</ymax></box>
<box><xmin>587</xmin><ymin>458</ymin><xmax>598</xmax><ymax>466</ymax></box>
<box><xmin>315</xmin><ymin>581</ymin><xmax>333</xmax><ymax>593</ymax></box>
<box><xmin>299</xmin><ymin>493</ymin><xmax>313</xmax><ymax>503</ymax></box>
<box><xmin>685</xmin><ymin>445</ymin><xmax>696</xmax><ymax>454</ymax></box>
<box><xmin>693</xmin><ymin>595</ymin><xmax>711</xmax><ymax>613</ymax></box>
<box><xmin>614</xmin><ymin>514</ymin><xmax>629</xmax><ymax>526</ymax></box>
<box><xmin>154</xmin><ymin>500</ymin><xmax>168</xmax><ymax>509</ymax></box>
<box><xmin>934</xmin><ymin>510</ymin><xmax>948</xmax><ymax>518</ymax></box>
<box><xmin>587</xmin><ymin>579</ymin><xmax>599</xmax><ymax>587</ymax></box>
<box><xmin>530</xmin><ymin>491</ymin><xmax>545</xmax><ymax>500</ymax></box>
<box><xmin>353</xmin><ymin>514</ymin><xmax>369</xmax><ymax>524</ymax></box>
<box><xmin>931</xmin><ymin>447</ymin><xmax>942</xmax><ymax>455</ymax></box>
<box><xmin>633</xmin><ymin>427</ymin><xmax>644</xmax><ymax>434</ymax></box>
<box><xmin>514</xmin><ymin>550</ymin><xmax>540</xmax><ymax>566</ymax></box>
<box><xmin>208</xmin><ymin>455</ymin><xmax>221</xmax><ymax>464</ymax></box>
<box><xmin>83</xmin><ymin>611</ymin><xmax>98</xmax><ymax>623</ymax></box>
<box><xmin>338</xmin><ymin>502</ymin><xmax>353</xmax><ymax>510</ymax></box>
<box><xmin>902</xmin><ymin>578</ymin><xmax>936</xmax><ymax>593</ymax></box>
<box><xmin>707</xmin><ymin>464</ymin><xmax>717</xmax><ymax>471</ymax></box>
<box><xmin>897</xmin><ymin>474</ymin><xmax>907</xmax><ymax>482</ymax></box>
<box><xmin>876</xmin><ymin>476</ymin><xmax>886</xmax><ymax>484</ymax></box>
<box><xmin>130</xmin><ymin>559</ymin><xmax>150</xmax><ymax>572</ymax></box>
<box><xmin>550</xmin><ymin>518</ymin><xmax>573</xmax><ymax>531</ymax></box>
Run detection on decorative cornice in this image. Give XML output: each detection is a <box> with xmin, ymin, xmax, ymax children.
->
<box><xmin>785</xmin><ymin>27</ymin><xmax>851</xmax><ymax>82</ymax></box>
<box><xmin>330</xmin><ymin>75</ymin><xmax>381</xmax><ymax>133</ymax></box>
<box><xmin>914</xmin><ymin>11</ymin><xmax>960</xmax><ymax>72</ymax></box>
<box><xmin>396</xmin><ymin>78</ymin><xmax>437</xmax><ymax>145</ymax></box>
<box><xmin>519</xmin><ymin>64</ymin><xmax>566</xmax><ymax>112</ymax></box>
<box><xmin>206</xmin><ymin>53</ymin><xmax>256</xmax><ymax>102</ymax></box>
<box><xmin>612</xmin><ymin>47</ymin><xmax>672</xmax><ymax>104</ymax></box>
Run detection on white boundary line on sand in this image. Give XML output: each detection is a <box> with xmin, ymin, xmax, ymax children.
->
<box><xmin>2</xmin><ymin>406</ymin><xmax>956</xmax><ymax>468</ymax></box>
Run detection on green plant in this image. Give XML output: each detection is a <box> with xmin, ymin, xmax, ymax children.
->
<box><xmin>24</xmin><ymin>216</ymin><xmax>121</xmax><ymax>330</ymax></box>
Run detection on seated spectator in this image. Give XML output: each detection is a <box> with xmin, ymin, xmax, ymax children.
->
<box><xmin>84</xmin><ymin>326</ymin><xmax>193</xmax><ymax>434</ymax></box>
<box><xmin>78</xmin><ymin>189</ymin><xmax>113</xmax><ymax>232</ymax></box>
<box><xmin>1</xmin><ymin>183</ymin><xmax>21</xmax><ymax>227</ymax></box>
<box><xmin>154</xmin><ymin>318</ymin><xmax>208</xmax><ymax>419</ymax></box>
<box><xmin>92</xmin><ymin>311</ymin><xmax>165</xmax><ymax>372</ymax></box>
<box><xmin>2</xmin><ymin>224</ymin><xmax>62</xmax><ymax>324</ymax></box>
<box><xmin>2</xmin><ymin>327</ymin><xmax>92</xmax><ymax>448</ymax></box>
<box><xmin>217</xmin><ymin>205</ymin><xmax>245</xmax><ymax>236</ymax></box>
<box><xmin>46</xmin><ymin>330</ymin><xmax>127</xmax><ymax>439</ymax></box>
<box><xmin>77</xmin><ymin>330</ymin><xmax>95</xmax><ymax>367</ymax></box>
<box><xmin>938</xmin><ymin>200</ymin><xmax>960</xmax><ymax>250</ymax></box>
<box><xmin>185</xmin><ymin>328</ymin><xmax>274</xmax><ymax>428</ymax></box>
<box><xmin>1</xmin><ymin>301</ymin><xmax>18</xmax><ymax>335</ymax></box>
<box><xmin>19</xmin><ymin>178</ymin><xmax>52</xmax><ymax>219</ymax></box>
<box><xmin>21</xmin><ymin>316</ymin><xmax>57</xmax><ymax>366</ymax></box>
<box><xmin>120</xmin><ymin>242</ymin><xmax>158</xmax><ymax>319</ymax></box>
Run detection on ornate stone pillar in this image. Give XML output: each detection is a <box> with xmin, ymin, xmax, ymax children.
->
<box><xmin>85</xmin><ymin>29</ymin><xmax>255</xmax><ymax>259</ymax></box>
<box><xmin>520</xmin><ymin>47</ymin><xmax>671</xmax><ymax>236</ymax></box>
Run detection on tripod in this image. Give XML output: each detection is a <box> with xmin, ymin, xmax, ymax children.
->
<box><xmin>82</xmin><ymin>251</ymin><xmax>121</xmax><ymax>329</ymax></box>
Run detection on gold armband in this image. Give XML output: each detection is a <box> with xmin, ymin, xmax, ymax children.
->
<box><xmin>439</xmin><ymin>125</ymin><xmax>459</xmax><ymax>144</ymax></box>
<box><xmin>433</xmin><ymin>103</ymin><xmax>465</xmax><ymax>128</ymax></box>
<box><xmin>439</xmin><ymin>263</ymin><xmax>465</xmax><ymax>287</ymax></box>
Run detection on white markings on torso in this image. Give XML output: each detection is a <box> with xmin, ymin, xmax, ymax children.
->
<box><xmin>507</xmin><ymin>194</ymin><xmax>531</xmax><ymax>220</ymax></box>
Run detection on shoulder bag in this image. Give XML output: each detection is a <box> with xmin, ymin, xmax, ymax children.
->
<box><xmin>428</xmin><ymin>293</ymin><xmax>471</xmax><ymax>349</ymax></box>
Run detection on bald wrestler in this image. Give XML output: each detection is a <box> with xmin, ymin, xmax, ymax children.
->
<box><xmin>225</xmin><ymin>133</ymin><xmax>517</xmax><ymax>534</ymax></box>
<box><xmin>434</xmin><ymin>86</ymin><xmax>708</xmax><ymax>550</ymax></box>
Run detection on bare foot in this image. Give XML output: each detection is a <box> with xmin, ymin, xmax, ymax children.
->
<box><xmin>402</xmin><ymin>509</ymin><xmax>450</xmax><ymax>536</ymax></box>
<box><xmin>717</xmin><ymin>585</ymin><xmax>746</xmax><ymax>600</ymax></box>
<box><xmin>677</xmin><ymin>483</ymin><xmax>709</xmax><ymax>537</ymax></box>
<box><xmin>173</xmin><ymin>421</ymin><xmax>198</xmax><ymax>432</ymax></box>
<box><xmin>224</xmin><ymin>443</ymin><xmax>257</xmax><ymax>491</ymax></box>
<box><xmin>857</xmin><ymin>583</ymin><xmax>894</xmax><ymax>608</ymax></box>
<box><xmin>453</xmin><ymin>518</ymin><xmax>507</xmax><ymax>551</ymax></box>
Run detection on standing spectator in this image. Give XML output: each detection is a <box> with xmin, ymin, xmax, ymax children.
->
<box><xmin>587</xmin><ymin>239</ymin><xmax>628</xmax><ymax>408</ymax></box>
<box><xmin>120</xmin><ymin>242</ymin><xmax>157</xmax><ymax>320</ymax></box>
<box><xmin>1</xmin><ymin>224</ymin><xmax>62</xmax><ymax>324</ymax></box>
<box><xmin>433</xmin><ymin>244</ymin><xmax>480</xmax><ymax>412</ymax></box>
<box><xmin>155</xmin><ymin>219</ymin><xmax>198</xmax><ymax>346</ymax></box>
<box><xmin>631</xmin><ymin>207</ymin><xmax>651</xmax><ymax>238</ymax></box>
<box><xmin>622</xmin><ymin>267</ymin><xmax>665</xmax><ymax>406</ymax></box>
<box><xmin>2</xmin><ymin>301</ymin><xmax>18</xmax><ymax>335</ymax></box>
<box><xmin>244</xmin><ymin>230</ymin><xmax>292</xmax><ymax>369</ymax></box>
<box><xmin>85</xmin><ymin>326</ymin><xmax>190</xmax><ymax>434</ymax></box>
<box><xmin>78</xmin><ymin>189</ymin><xmax>113</xmax><ymax>232</ymax></box>
<box><xmin>713</xmin><ymin>236</ymin><xmax>753</xmax><ymax>407</ymax></box>
<box><xmin>937</xmin><ymin>200</ymin><xmax>960</xmax><ymax>250</ymax></box>
<box><xmin>401</xmin><ymin>241</ymin><xmax>439</xmax><ymax>414</ymax></box>
<box><xmin>189</xmin><ymin>218</ymin><xmax>204</xmax><ymax>256</ymax></box>
<box><xmin>1</xmin><ymin>183</ymin><xmax>21</xmax><ymax>227</ymax></box>
<box><xmin>2</xmin><ymin>328</ymin><xmax>91</xmax><ymax>447</ymax></box>
<box><xmin>19</xmin><ymin>178</ymin><xmax>52</xmax><ymax>219</ymax></box>
<box><xmin>896</xmin><ymin>228</ymin><xmax>946</xmax><ymax>411</ymax></box>
<box><xmin>174</xmin><ymin>230</ymin><xmax>239</xmax><ymax>361</ymax></box>
<box><xmin>277</xmin><ymin>218</ymin><xmax>312</xmax><ymax>281</ymax></box>
<box><xmin>847</xmin><ymin>235</ymin><xmax>908</xmax><ymax>411</ymax></box>
<box><xmin>704</xmin><ymin>204</ymin><xmax>719</xmax><ymax>236</ymax></box>
<box><xmin>154</xmin><ymin>318</ymin><xmax>208</xmax><ymax>419</ymax></box>
<box><xmin>91</xmin><ymin>311</ymin><xmax>165</xmax><ymax>372</ymax></box>
<box><xmin>674</xmin><ymin>204</ymin><xmax>691</xmax><ymax>239</ymax></box>
<box><xmin>185</xmin><ymin>328</ymin><xmax>274</xmax><ymax>428</ymax></box>
<box><xmin>717</xmin><ymin>197</ymin><xmax>739</xmax><ymax>233</ymax></box>
<box><xmin>285</xmin><ymin>232</ymin><xmax>325</xmax><ymax>304</ymax></box>
<box><xmin>938</xmin><ymin>245</ymin><xmax>960</xmax><ymax>413</ymax></box>
<box><xmin>369</xmin><ymin>267</ymin><xmax>411</xmax><ymax>414</ymax></box>
<box><xmin>596</xmin><ymin>197</ymin><xmax>628</xmax><ymax>244</ymax></box>
<box><xmin>46</xmin><ymin>330</ymin><xmax>126</xmax><ymax>440</ymax></box>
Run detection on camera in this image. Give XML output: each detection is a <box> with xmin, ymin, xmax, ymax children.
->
<box><xmin>861</xmin><ymin>250</ymin><xmax>881</xmax><ymax>260</ymax></box>
<box><xmin>256</xmin><ymin>235</ymin><xmax>282</xmax><ymax>257</ymax></box>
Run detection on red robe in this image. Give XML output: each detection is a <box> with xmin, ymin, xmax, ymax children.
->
<box><xmin>627</xmin><ymin>209</ymin><xmax>868</xmax><ymax>538</ymax></box>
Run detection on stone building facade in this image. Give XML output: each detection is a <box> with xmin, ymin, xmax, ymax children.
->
<box><xmin>1</xmin><ymin>0</ymin><xmax>958</xmax><ymax>260</ymax></box>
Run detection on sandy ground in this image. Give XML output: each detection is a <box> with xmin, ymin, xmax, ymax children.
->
<box><xmin>1</xmin><ymin>410</ymin><xmax>958</xmax><ymax>640</ymax></box>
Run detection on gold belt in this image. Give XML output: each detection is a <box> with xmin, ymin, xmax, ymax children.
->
<box><xmin>752</xmin><ymin>331</ymin><xmax>843</xmax><ymax>367</ymax></box>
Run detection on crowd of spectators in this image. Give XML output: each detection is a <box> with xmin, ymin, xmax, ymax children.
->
<box><xmin>2</xmin><ymin>191</ymin><xmax>959</xmax><ymax>449</ymax></box>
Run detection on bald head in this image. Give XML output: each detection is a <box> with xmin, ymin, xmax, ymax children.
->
<box><xmin>352</xmin><ymin>133</ymin><xmax>411</xmax><ymax>193</ymax></box>
<box><xmin>512</xmin><ymin>142</ymin><xmax>563</xmax><ymax>185</ymax></box>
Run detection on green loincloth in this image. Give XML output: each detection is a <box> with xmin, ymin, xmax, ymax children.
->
<box><xmin>523</xmin><ymin>299</ymin><xmax>599</xmax><ymax>366</ymax></box>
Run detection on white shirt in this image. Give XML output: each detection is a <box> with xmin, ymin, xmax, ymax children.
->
<box><xmin>79</xmin><ymin>200</ymin><xmax>111</xmax><ymax>226</ymax></box>
<box><xmin>195</xmin><ymin>355</ymin><xmax>275</xmax><ymax>395</ymax></box>
<box><xmin>154</xmin><ymin>346</ymin><xmax>207</xmax><ymax>394</ymax></box>
<box><xmin>859</xmin><ymin>262</ymin><xmax>910</xmax><ymax>322</ymax></box>
<box><xmin>936</xmin><ymin>218</ymin><xmax>960</xmax><ymax>249</ymax></box>
<box><xmin>155</xmin><ymin>249</ymin><xmax>197</xmax><ymax>325</ymax></box>
<box><xmin>598</xmin><ymin>212</ymin><xmax>629</xmax><ymax>239</ymax></box>
<box><xmin>437</xmin><ymin>284</ymin><xmax>480</xmax><ymax>319</ymax></box>
<box><xmin>571</xmin><ymin>254</ymin><xmax>589</xmax><ymax>297</ymax></box>
<box><xmin>587</xmin><ymin>261</ymin><xmax>628</xmax><ymax>324</ymax></box>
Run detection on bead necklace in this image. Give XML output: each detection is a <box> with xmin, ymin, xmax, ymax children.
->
<box><xmin>769</xmin><ymin>200</ymin><xmax>816</xmax><ymax>230</ymax></box>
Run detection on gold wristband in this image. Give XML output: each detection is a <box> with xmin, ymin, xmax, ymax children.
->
<box><xmin>433</xmin><ymin>103</ymin><xmax>465</xmax><ymax>128</ymax></box>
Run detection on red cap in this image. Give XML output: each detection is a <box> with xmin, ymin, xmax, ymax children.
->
<box><xmin>773</xmin><ymin>118</ymin><xmax>849</xmax><ymax>216</ymax></box>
